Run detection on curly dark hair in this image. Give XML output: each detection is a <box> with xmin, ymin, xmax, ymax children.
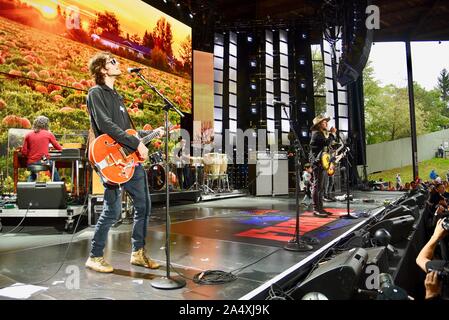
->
<box><xmin>88</xmin><ymin>51</ymin><xmax>111</xmax><ymax>85</ymax></box>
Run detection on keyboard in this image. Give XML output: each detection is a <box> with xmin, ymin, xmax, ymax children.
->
<box><xmin>49</xmin><ymin>148</ymin><xmax>85</xmax><ymax>160</ymax></box>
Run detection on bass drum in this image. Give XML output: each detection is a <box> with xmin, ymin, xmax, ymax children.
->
<box><xmin>147</xmin><ymin>164</ymin><xmax>165</xmax><ymax>191</ymax></box>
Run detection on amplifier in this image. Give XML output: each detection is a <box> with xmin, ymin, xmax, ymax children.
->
<box><xmin>17</xmin><ymin>182</ymin><xmax>67</xmax><ymax>209</ymax></box>
<box><xmin>88</xmin><ymin>195</ymin><xmax>104</xmax><ymax>226</ymax></box>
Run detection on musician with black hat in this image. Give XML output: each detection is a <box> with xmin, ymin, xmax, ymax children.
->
<box><xmin>309</xmin><ymin>114</ymin><xmax>337</xmax><ymax>217</ymax></box>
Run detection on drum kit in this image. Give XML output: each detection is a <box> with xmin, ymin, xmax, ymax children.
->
<box><xmin>145</xmin><ymin>151</ymin><xmax>230</xmax><ymax>193</ymax></box>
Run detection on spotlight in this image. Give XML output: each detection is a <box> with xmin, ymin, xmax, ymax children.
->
<box><xmin>250</xmin><ymin>83</ymin><xmax>256</xmax><ymax>90</ymax></box>
<box><xmin>176</xmin><ymin>3</ymin><xmax>180</xmax><ymax>7</ymax></box>
<box><xmin>298</xmin><ymin>57</ymin><xmax>305</xmax><ymax>65</ymax></box>
<box><xmin>301</xmin><ymin>33</ymin><xmax>307</xmax><ymax>39</ymax></box>
<box><xmin>300</xmin><ymin>81</ymin><xmax>306</xmax><ymax>89</ymax></box>
<box><xmin>251</xmin><ymin>107</ymin><xmax>257</xmax><ymax>114</ymax></box>
<box><xmin>300</xmin><ymin>104</ymin><xmax>307</xmax><ymax>113</ymax></box>
<box><xmin>247</xmin><ymin>36</ymin><xmax>253</xmax><ymax>42</ymax></box>
<box><xmin>250</xmin><ymin>60</ymin><xmax>257</xmax><ymax>67</ymax></box>
<box><xmin>163</xmin><ymin>0</ymin><xmax>167</xmax><ymax>3</ymax></box>
<box><xmin>189</xmin><ymin>13</ymin><xmax>193</xmax><ymax>19</ymax></box>
<box><xmin>301</xmin><ymin>130</ymin><xmax>308</xmax><ymax>137</ymax></box>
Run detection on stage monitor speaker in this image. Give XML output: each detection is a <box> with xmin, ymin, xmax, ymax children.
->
<box><xmin>382</xmin><ymin>205</ymin><xmax>419</xmax><ymax>221</ymax></box>
<box><xmin>337</xmin><ymin>0</ymin><xmax>373</xmax><ymax>86</ymax></box>
<box><xmin>359</xmin><ymin>246</ymin><xmax>389</xmax><ymax>290</ymax></box>
<box><xmin>369</xmin><ymin>215</ymin><xmax>415</xmax><ymax>244</ymax></box>
<box><xmin>412</xmin><ymin>192</ymin><xmax>426</xmax><ymax>207</ymax></box>
<box><xmin>17</xmin><ymin>182</ymin><xmax>67</xmax><ymax>209</ymax></box>
<box><xmin>292</xmin><ymin>248</ymin><xmax>368</xmax><ymax>300</ymax></box>
<box><xmin>398</xmin><ymin>197</ymin><xmax>417</xmax><ymax>207</ymax></box>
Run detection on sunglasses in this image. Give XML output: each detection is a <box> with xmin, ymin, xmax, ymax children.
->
<box><xmin>106</xmin><ymin>58</ymin><xmax>117</xmax><ymax>65</ymax></box>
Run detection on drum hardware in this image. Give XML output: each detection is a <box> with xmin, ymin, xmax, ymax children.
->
<box><xmin>149</xmin><ymin>151</ymin><xmax>164</xmax><ymax>165</ymax></box>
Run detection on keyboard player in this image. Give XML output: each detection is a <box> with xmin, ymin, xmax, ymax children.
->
<box><xmin>21</xmin><ymin>116</ymin><xmax>62</xmax><ymax>182</ymax></box>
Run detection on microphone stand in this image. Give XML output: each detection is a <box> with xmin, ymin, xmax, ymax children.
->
<box><xmin>336</xmin><ymin>132</ymin><xmax>358</xmax><ymax>219</ymax></box>
<box><xmin>278</xmin><ymin>103</ymin><xmax>316</xmax><ymax>252</ymax></box>
<box><xmin>133</xmin><ymin>70</ymin><xmax>186</xmax><ymax>289</ymax></box>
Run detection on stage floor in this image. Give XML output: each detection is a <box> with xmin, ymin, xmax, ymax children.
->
<box><xmin>0</xmin><ymin>191</ymin><xmax>403</xmax><ymax>300</ymax></box>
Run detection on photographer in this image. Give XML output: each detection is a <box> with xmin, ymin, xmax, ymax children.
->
<box><xmin>416</xmin><ymin>218</ymin><xmax>448</xmax><ymax>299</ymax></box>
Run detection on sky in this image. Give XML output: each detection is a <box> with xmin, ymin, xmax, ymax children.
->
<box><xmin>368</xmin><ymin>41</ymin><xmax>449</xmax><ymax>91</ymax></box>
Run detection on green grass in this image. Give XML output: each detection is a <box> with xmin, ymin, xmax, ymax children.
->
<box><xmin>368</xmin><ymin>157</ymin><xmax>449</xmax><ymax>183</ymax></box>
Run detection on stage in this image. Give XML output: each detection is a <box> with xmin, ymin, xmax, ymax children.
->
<box><xmin>0</xmin><ymin>191</ymin><xmax>403</xmax><ymax>300</ymax></box>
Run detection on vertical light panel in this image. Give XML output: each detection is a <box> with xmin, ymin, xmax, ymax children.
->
<box><xmin>228</xmin><ymin>31</ymin><xmax>238</xmax><ymax>146</ymax></box>
<box><xmin>265</xmin><ymin>30</ymin><xmax>275</xmax><ymax>146</ymax></box>
<box><xmin>279</xmin><ymin>29</ymin><xmax>290</xmax><ymax>145</ymax></box>
<box><xmin>214</xmin><ymin>33</ymin><xmax>224</xmax><ymax>150</ymax></box>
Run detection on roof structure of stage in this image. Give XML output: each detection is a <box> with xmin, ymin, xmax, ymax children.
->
<box><xmin>183</xmin><ymin>0</ymin><xmax>449</xmax><ymax>42</ymax></box>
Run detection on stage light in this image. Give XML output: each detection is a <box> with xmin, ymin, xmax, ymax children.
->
<box><xmin>300</xmin><ymin>81</ymin><xmax>306</xmax><ymax>89</ymax></box>
<box><xmin>301</xmin><ymin>33</ymin><xmax>307</xmax><ymax>39</ymax></box>
<box><xmin>176</xmin><ymin>3</ymin><xmax>180</xmax><ymax>7</ymax></box>
<box><xmin>247</xmin><ymin>36</ymin><xmax>253</xmax><ymax>42</ymax></box>
<box><xmin>189</xmin><ymin>13</ymin><xmax>193</xmax><ymax>19</ymax></box>
<box><xmin>250</xmin><ymin>83</ymin><xmax>256</xmax><ymax>90</ymax></box>
<box><xmin>301</xmin><ymin>130</ymin><xmax>308</xmax><ymax>137</ymax></box>
<box><xmin>250</xmin><ymin>60</ymin><xmax>257</xmax><ymax>67</ymax></box>
<box><xmin>300</xmin><ymin>103</ymin><xmax>307</xmax><ymax>113</ymax></box>
<box><xmin>163</xmin><ymin>0</ymin><xmax>167</xmax><ymax>3</ymax></box>
<box><xmin>299</xmin><ymin>57</ymin><xmax>305</xmax><ymax>65</ymax></box>
<box><xmin>251</xmin><ymin>107</ymin><xmax>257</xmax><ymax>114</ymax></box>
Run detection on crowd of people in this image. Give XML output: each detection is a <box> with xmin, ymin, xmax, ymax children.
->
<box><xmin>375</xmin><ymin>169</ymin><xmax>449</xmax><ymax>193</ymax></box>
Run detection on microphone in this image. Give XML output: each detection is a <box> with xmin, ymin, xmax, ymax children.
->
<box><xmin>127</xmin><ymin>67</ymin><xmax>146</xmax><ymax>73</ymax></box>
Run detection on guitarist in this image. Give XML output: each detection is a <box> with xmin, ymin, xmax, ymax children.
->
<box><xmin>309</xmin><ymin>115</ymin><xmax>337</xmax><ymax>217</ymax></box>
<box><xmin>85</xmin><ymin>52</ymin><xmax>164</xmax><ymax>273</ymax></box>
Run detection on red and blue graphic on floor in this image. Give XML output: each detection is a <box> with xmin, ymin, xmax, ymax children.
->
<box><xmin>236</xmin><ymin>208</ymin><xmax>353</xmax><ymax>242</ymax></box>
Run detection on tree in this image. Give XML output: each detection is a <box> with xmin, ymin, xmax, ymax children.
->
<box><xmin>142</xmin><ymin>30</ymin><xmax>154</xmax><ymax>49</ymax></box>
<box><xmin>90</xmin><ymin>11</ymin><xmax>121</xmax><ymax>38</ymax></box>
<box><xmin>153</xmin><ymin>17</ymin><xmax>173</xmax><ymax>58</ymax></box>
<box><xmin>178</xmin><ymin>35</ymin><xmax>192</xmax><ymax>72</ymax></box>
<box><xmin>129</xmin><ymin>33</ymin><xmax>141</xmax><ymax>44</ymax></box>
<box><xmin>311</xmin><ymin>46</ymin><xmax>326</xmax><ymax>115</ymax></box>
<box><xmin>437</xmin><ymin>68</ymin><xmax>449</xmax><ymax>103</ymax></box>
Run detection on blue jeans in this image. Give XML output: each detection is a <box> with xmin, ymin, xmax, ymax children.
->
<box><xmin>90</xmin><ymin>165</ymin><xmax>151</xmax><ymax>257</ymax></box>
<box><xmin>27</xmin><ymin>160</ymin><xmax>61</xmax><ymax>182</ymax></box>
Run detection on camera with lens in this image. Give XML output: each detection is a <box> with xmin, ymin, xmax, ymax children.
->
<box><xmin>442</xmin><ymin>216</ymin><xmax>449</xmax><ymax>231</ymax></box>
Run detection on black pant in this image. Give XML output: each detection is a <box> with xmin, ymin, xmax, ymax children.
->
<box><xmin>311</xmin><ymin>164</ymin><xmax>326</xmax><ymax>211</ymax></box>
<box><xmin>176</xmin><ymin>165</ymin><xmax>191</xmax><ymax>189</ymax></box>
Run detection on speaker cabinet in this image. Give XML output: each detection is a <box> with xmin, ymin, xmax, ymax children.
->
<box><xmin>292</xmin><ymin>248</ymin><xmax>368</xmax><ymax>300</ymax></box>
<box><xmin>383</xmin><ymin>205</ymin><xmax>419</xmax><ymax>221</ymax></box>
<box><xmin>369</xmin><ymin>215</ymin><xmax>415</xmax><ymax>244</ymax></box>
<box><xmin>17</xmin><ymin>182</ymin><xmax>67</xmax><ymax>209</ymax></box>
<box><xmin>359</xmin><ymin>247</ymin><xmax>389</xmax><ymax>290</ymax></box>
<box><xmin>398</xmin><ymin>197</ymin><xmax>417</xmax><ymax>207</ymax></box>
<box><xmin>88</xmin><ymin>195</ymin><xmax>103</xmax><ymax>226</ymax></box>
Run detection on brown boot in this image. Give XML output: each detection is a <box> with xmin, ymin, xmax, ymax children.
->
<box><xmin>130</xmin><ymin>248</ymin><xmax>160</xmax><ymax>269</ymax></box>
<box><xmin>85</xmin><ymin>256</ymin><xmax>114</xmax><ymax>273</ymax></box>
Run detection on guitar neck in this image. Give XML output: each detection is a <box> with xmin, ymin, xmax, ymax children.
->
<box><xmin>139</xmin><ymin>124</ymin><xmax>173</xmax><ymax>145</ymax></box>
<box><xmin>141</xmin><ymin>131</ymin><xmax>159</xmax><ymax>145</ymax></box>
